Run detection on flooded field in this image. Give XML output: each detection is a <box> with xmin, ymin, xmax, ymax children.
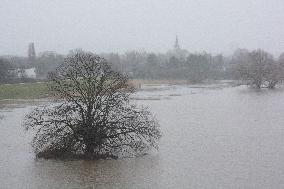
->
<box><xmin>1</xmin><ymin>85</ymin><xmax>284</xmax><ymax>189</ymax></box>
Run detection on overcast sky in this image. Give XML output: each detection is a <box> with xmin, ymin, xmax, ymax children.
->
<box><xmin>1</xmin><ymin>0</ymin><xmax>284</xmax><ymax>57</ymax></box>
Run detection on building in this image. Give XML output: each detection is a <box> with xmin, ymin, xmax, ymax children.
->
<box><xmin>13</xmin><ymin>68</ymin><xmax>37</xmax><ymax>79</ymax></box>
<box><xmin>167</xmin><ymin>35</ymin><xmax>189</xmax><ymax>59</ymax></box>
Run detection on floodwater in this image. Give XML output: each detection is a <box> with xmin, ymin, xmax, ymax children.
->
<box><xmin>1</xmin><ymin>85</ymin><xmax>284</xmax><ymax>189</ymax></box>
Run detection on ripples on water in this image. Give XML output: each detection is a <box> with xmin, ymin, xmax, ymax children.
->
<box><xmin>1</xmin><ymin>85</ymin><xmax>284</xmax><ymax>189</ymax></box>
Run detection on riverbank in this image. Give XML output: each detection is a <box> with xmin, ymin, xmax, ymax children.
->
<box><xmin>0</xmin><ymin>82</ymin><xmax>49</xmax><ymax>100</ymax></box>
<box><xmin>0</xmin><ymin>80</ymin><xmax>237</xmax><ymax>100</ymax></box>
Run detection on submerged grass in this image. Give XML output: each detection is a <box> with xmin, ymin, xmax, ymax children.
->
<box><xmin>0</xmin><ymin>82</ymin><xmax>49</xmax><ymax>100</ymax></box>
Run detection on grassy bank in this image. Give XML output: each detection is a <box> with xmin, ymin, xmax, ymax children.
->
<box><xmin>0</xmin><ymin>80</ymin><xmax>168</xmax><ymax>100</ymax></box>
<box><xmin>0</xmin><ymin>79</ymin><xmax>234</xmax><ymax>100</ymax></box>
<box><xmin>0</xmin><ymin>82</ymin><xmax>49</xmax><ymax>100</ymax></box>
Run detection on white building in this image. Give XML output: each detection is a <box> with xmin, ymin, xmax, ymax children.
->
<box><xmin>16</xmin><ymin>67</ymin><xmax>37</xmax><ymax>79</ymax></box>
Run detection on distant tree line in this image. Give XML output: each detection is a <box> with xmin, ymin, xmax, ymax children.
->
<box><xmin>1</xmin><ymin>48</ymin><xmax>284</xmax><ymax>87</ymax></box>
<box><xmin>101</xmin><ymin>51</ymin><xmax>227</xmax><ymax>83</ymax></box>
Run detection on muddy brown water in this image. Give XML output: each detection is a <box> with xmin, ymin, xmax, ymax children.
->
<box><xmin>0</xmin><ymin>85</ymin><xmax>284</xmax><ymax>189</ymax></box>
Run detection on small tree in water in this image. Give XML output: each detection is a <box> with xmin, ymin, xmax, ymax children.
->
<box><xmin>23</xmin><ymin>51</ymin><xmax>161</xmax><ymax>159</ymax></box>
<box><xmin>236</xmin><ymin>49</ymin><xmax>283</xmax><ymax>89</ymax></box>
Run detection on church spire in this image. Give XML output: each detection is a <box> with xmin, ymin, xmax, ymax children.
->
<box><xmin>174</xmin><ymin>35</ymin><xmax>180</xmax><ymax>50</ymax></box>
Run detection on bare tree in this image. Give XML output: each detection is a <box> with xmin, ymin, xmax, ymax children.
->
<box><xmin>248</xmin><ymin>49</ymin><xmax>271</xmax><ymax>88</ymax></box>
<box><xmin>264</xmin><ymin>61</ymin><xmax>283</xmax><ymax>89</ymax></box>
<box><xmin>23</xmin><ymin>51</ymin><xmax>161</xmax><ymax>159</ymax></box>
<box><xmin>236</xmin><ymin>49</ymin><xmax>282</xmax><ymax>89</ymax></box>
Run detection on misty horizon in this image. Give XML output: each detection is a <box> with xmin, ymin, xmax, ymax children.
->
<box><xmin>2</xmin><ymin>1</ymin><xmax>284</xmax><ymax>188</ymax></box>
<box><xmin>1</xmin><ymin>0</ymin><xmax>284</xmax><ymax>57</ymax></box>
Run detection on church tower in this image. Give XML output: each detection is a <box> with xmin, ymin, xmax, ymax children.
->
<box><xmin>28</xmin><ymin>42</ymin><xmax>36</xmax><ymax>61</ymax></box>
<box><xmin>174</xmin><ymin>35</ymin><xmax>180</xmax><ymax>50</ymax></box>
<box><xmin>168</xmin><ymin>35</ymin><xmax>188</xmax><ymax>59</ymax></box>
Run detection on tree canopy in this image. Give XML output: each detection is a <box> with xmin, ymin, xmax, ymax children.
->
<box><xmin>0</xmin><ymin>58</ymin><xmax>13</xmax><ymax>83</ymax></box>
<box><xmin>235</xmin><ymin>49</ymin><xmax>283</xmax><ymax>88</ymax></box>
<box><xmin>23</xmin><ymin>51</ymin><xmax>161</xmax><ymax>159</ymax></box>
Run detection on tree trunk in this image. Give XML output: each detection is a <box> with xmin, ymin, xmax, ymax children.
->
<box><xmin>85</xmin><ymin>142</ymin><xmax>96</xmax><ymax>157</ymax></box>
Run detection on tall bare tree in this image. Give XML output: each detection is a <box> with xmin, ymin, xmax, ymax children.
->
<box><xmin>23</xmin><ymin>51</ymin><xmax>161</xmax><ymax>159</ymax></box>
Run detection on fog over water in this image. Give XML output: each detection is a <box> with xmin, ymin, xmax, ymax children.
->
<box><xmin>1</xmin><ymin>0</ymin><xmax>284</xmax><ymax>56</ymax></box>
<box><xmin>1</xmin><ymin>85</ymin><xmax>284</xmax><ymax>188</ymax></box>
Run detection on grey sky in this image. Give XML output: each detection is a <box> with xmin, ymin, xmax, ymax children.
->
<box><xmin>1</xmin><ymin>0</ymin><xmax>284</xmax><ymax>57</ymax></box>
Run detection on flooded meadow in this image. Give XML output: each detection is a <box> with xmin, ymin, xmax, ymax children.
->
<box><xmin>1</xmin><ymin>84</ymin><xmax>284</xmax><ymax>189</ymax></box>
